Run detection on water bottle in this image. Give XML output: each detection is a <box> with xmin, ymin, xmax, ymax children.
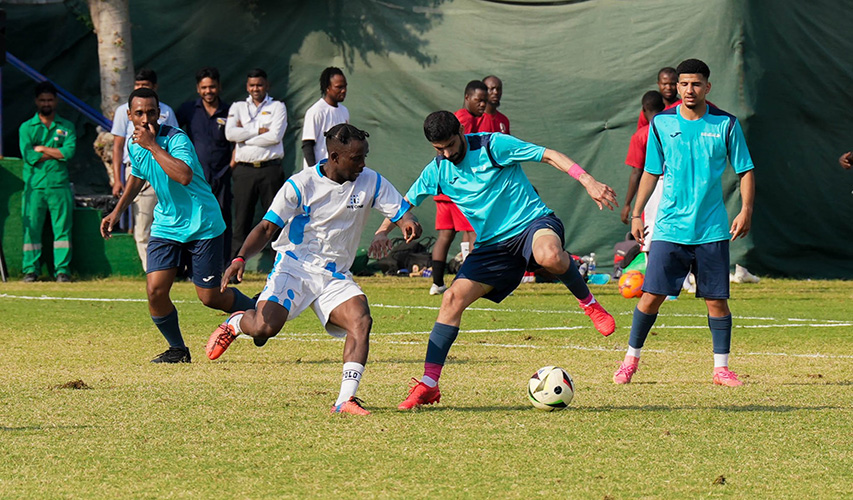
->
<box><xmin>588</xmin><ymin>253</ymin><xmax>596</xmax><ymax>273</ymax></box>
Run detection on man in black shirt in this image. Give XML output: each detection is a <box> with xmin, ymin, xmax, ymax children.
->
<box><xmin>177</xmin><ymin>67</ymin><xmax>234</xmax><ymax>265</ymax></box>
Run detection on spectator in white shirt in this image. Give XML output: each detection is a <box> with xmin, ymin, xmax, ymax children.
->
<box><xmin>225</xmin><ymin>68</ymin><xmax>288</xmax><ymax>261</ymax></box>
<box><xmin>110</xmin><ymin>68</ymin><xmax>178</xmax><ymax>271</ymax></box>
<box><xmin>301</xmin><ymin>67</ymin><xmax>349</xmax><ymax>170</ymax></box>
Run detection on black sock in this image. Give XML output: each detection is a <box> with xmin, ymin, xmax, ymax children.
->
<box><xmin>432</xmin><ymin>259</ymin><xmax>446</xmax><ymax>287</ymax></box>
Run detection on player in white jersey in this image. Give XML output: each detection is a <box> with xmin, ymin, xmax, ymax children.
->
<box><xmin>301</xmin><ymin>67</ymin><xmax>350</xmax><ymax>170</ymax></box>
<box><xmin>206</xmin><ymin>124</ymin><xmax>421</xmax><ymax>415</ymax></box>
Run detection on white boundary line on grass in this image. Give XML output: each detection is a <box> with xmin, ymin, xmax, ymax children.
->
<box><xmin>246</xmin><ymin>334</ymin><xmax>853</xmax><ymax>359</ymax></box>
<box><xmin>3</xmin><ymin>293</ymin><xmax>849</xmax><ymax>327</ymax></box>
<box><xmin>372</xmin><ymin>303</ymin><xmax>850</xmax><ymax>323</ymax></box>
<box><xmin>2</xmin><ymin>293</ymin><xmax>851</xmax><ymax>359</ymax></box>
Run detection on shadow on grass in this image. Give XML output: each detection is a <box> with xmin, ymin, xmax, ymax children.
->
<box><xmin>212</xmin><ymin>358</ymin><xmax>472</xmax><ymax>365</ymax></box>
<box><xmin>1</xmin><ymin>424</ymin><xmax>95</xmax><ymax>431</ymax></box>
<box><xmin>377</xmin><ymin>405</ymin><xmax>532</xmax><ymax>413</ymax></box>
<box><xmin>578</xmin><ymin>404</ymin><xmax>848</xmax><ymax>412</ymax></box>
<box><xmin>367</xmin><ymin>403</ymin><xmax>848</xmax><ymax>413</ymax></box>
<box><xmin>781</xmin><ymin>381</ymin><xmax>853</xmax><ymax>386</ymax></box>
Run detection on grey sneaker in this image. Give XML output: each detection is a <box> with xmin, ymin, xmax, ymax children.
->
<box><xmin>56</xmin><ymin>273</ymin><xmax>72</xmax><ymax>283</ymax></box>
<box><xmin>22</xmin><ymin>273</ymin><xmax>38</xmax><ymax>283</ymax></box>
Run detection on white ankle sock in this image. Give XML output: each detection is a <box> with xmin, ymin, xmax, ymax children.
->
<box><xmin>627</xmin><ymin>347</ymin><xmax>642</xmax><ymax>359</ymax></box>
<box><xmin>714</xmin><ymin>353</ymin><xmax>729</xmax><ymax>368</ymax></box>
<box><xmin>227</xmin><ymin>313</ymin><xmax>244</xmax><ymax>334</ymax></box>
<box><xmin>460</xmin><ymin>242</ymin><xmax>470</xmax><ymax>261</ymax></box>
<box><xmin>579</xmin><ymin>294</ymin><xmax>596</xmax><ymax>308</ymax></box>
<box><xmin>335</xmin><ymin>362</ymin><xmax>364</xmax><ymax>406</ymax></box>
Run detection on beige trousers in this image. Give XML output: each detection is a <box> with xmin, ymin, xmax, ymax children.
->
<box><xmin>126</xmin><ymin>165</ymin><xmax>157</xmax><ymax>271</ymax></box>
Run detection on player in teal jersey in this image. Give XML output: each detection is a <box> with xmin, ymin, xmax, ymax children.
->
<box><xmin>101</xmin><ymin>88</ymin><xmax>255</xmax><ymax>363</ymax></box>
<box><xmin>613</xmin><ymin>59</ymin><xmax>756</xmax><ymax>387</ymax></box>
<box><xmin>374</xmin><ymin>111</ymin><xmax>619</xmax><ymax>409</ymax></box>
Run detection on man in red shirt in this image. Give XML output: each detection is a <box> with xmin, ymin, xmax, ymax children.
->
<box><xmin>479</xmin><ymin>75</ymin><xmax>510</xmax><ymax>134</ymax></box>
<box><xmin>429</xmin><ymin>81</ymin><xmax>488</xmax><ymax>295</ymax></box>
<box><xmin>636</xmin><ymin>67</ymin><xmax>678</xmax><ymax>130</ymax></box>
<box><xmin>622</xmin><ymin>91</ymin><xmax>664</xmax><ymax>225</ymax></box>
<box><xmin>453</xmin><ymin>80</ymin><xmax>488</xmax><ymax>133</ymax></box>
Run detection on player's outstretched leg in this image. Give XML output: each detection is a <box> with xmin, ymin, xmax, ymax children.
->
<box><xmin>207</xmin><ymin>300</ymin><xmax>287</xmax><ymax>360</ymax></box>
<box><xmin>400</xmin><ymin>279</ymin><xmax>483</xmax><ymax>410</ymax></box>
<box><xmin>556</xmin><ymin>262</ymin><xmax>615</xmax><ymax>336</ymax></box>
<box><xmin>533</xmin><ymin>230</ymin><xmax>615</xmax><ymax>336</ymax></box>
<box><xmin>398</xmin><ymin>320</ymin><xmax>458</xmax><ymax>409</ymax></box>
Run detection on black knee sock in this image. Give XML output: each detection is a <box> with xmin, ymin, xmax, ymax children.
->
<box><xmin>432</xmin><ymin>259</ymin><xmax>446</xmax><ymax>287</ymax></box>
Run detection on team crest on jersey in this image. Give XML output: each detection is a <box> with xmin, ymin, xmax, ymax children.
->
<box><xmin>347</xmin><ymin>193</ymin><xmax>364</xmax><ymax>210</ymax></box>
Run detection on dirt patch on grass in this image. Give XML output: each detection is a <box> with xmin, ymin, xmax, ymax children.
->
<box><xmin>54</xmin><ymin>379</ymin><xmax>91</xmax><ymax>390</ymax></box>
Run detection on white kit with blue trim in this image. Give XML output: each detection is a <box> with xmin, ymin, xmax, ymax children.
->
<box><xmin>263</xmin><ymin>160</ymin><xmax>410</xmax><ymax>278</ymax></box>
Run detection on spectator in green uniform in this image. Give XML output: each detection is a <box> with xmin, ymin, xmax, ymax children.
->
<box><xmin>19</xmin><ymin>81</ymin><xmax>77</xmax><ymax>282</ymax></box>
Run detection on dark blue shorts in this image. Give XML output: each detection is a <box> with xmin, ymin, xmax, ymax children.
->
<box><xmin>643</xmin><ymin>240</ymin><xmax>730</xmax><ymax>299</ymax></box>
<box><xmin>456</xmin><ymin>213</ymin><xmax>564</xmax><ymax>303</ymax></box>
<box><xmin>147</xmin><ymin>235</ymin><xmax>224</xmax><ymax>289</ymax></box>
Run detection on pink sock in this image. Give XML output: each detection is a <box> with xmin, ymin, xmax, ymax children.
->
<box><xmin>578</xmin><ymin>293</ymin><xmax>595</xmax><ymax>307</ymax></box>
<box><xmin>423</xmin><ymin>362</ymin><xmax>443</xmax><ymax>383</ymax></box>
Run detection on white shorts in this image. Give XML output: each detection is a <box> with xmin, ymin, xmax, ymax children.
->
<box><xmin>257</xmin><ymin>262</ymin><xmax>365</xmax><ymax>338</ymax></box>
<box><xmin>642</xmin><ymin>178</ymin><xmax>664</xmax><ymax>252</ymax></box>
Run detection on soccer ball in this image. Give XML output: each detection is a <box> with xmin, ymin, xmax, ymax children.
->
<box><xmin>618</xmin><ymin>270</ymin><xmax>644</xmax><ymax>298</ymax></box>
<box><xmin>527</xmin><ymin>366</ymin><xmax>574</xmax><ymax>411</ymax></box>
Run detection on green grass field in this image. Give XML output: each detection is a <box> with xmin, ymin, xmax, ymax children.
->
<box><xmin>1</xmin><ymin>276</ymin><xmax>851</xmax><ymax>499</ymax></box>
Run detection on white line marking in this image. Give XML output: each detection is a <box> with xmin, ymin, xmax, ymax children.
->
<box><xmin>3</xmin><ymin>294</ymin><xmax>847</xmax><ymax>324</ymax></box>
<box><xmin>371</xmin><ymin>303</ymin><xmax>828</xmax><ymax>322</ymax></box>
<box><xmin>3</xmin><ymin>293</ymin><xmax>851</xmax><ymax>359</ymax></box>
<box><xmin>0</xmin><ymin>293</ymin><xmax>189</xmax><ymax>303</ymax></box>
<box><xmin>245</xmin><ymin>335</ymin><xmax>853</xmax><ymax>359</ymax></box>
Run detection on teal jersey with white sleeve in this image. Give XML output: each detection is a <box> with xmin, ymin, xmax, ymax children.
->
<box><xmin>128</xmin><ymin>125</ymin><xmax>226</xmax><ymax>242</ymax></box>
<box><xmin>645</xmin><ymin>105</ymin><xmax>754</xmax><ymax>245</ymax></box>
<box><xmin>405</xmin><ymin>133</ymin><xmax>550</xmax><ymax>247</ymax></box>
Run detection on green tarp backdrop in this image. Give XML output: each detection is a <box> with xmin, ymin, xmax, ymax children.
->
<box><xmin>2</xmin><ymin>0</ymin><xmax>851</xmax><ymax>278</ymax></box>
